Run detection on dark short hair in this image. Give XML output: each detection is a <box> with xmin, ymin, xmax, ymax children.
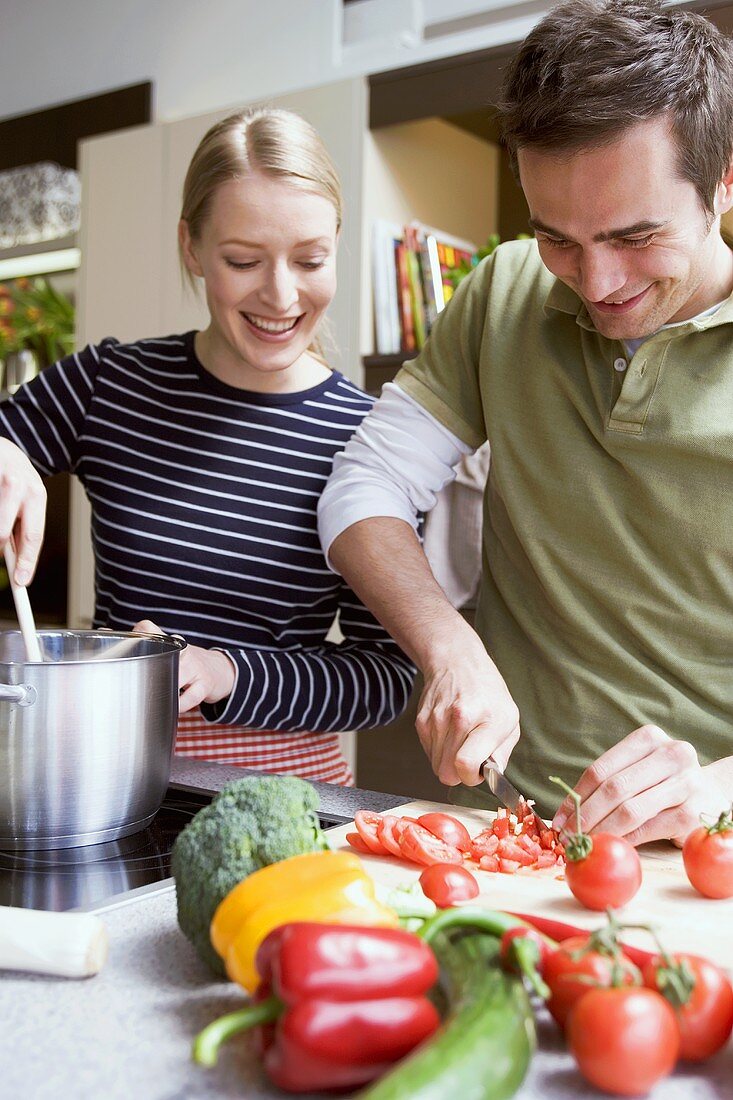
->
<box><xmin>498</xmin><ymin>0</ymin><xmax>733</xmax><ymax>213</ymax></box>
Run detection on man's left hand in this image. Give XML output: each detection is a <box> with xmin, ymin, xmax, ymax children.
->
<box><xmin>551</xmin><ymin>724</ymin><xmax>732</xmax><ymax>846</ymax></box>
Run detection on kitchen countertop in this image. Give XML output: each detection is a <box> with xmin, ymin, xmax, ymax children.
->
<box><xmin>1</xmin><ymin>758</ymin><xmax>730</xmax><ymax>1100</ymax></box>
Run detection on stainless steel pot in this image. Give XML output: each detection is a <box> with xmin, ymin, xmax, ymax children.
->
<box><xmin>0</xmin><ymin>630</ymin><xmax>185</xmax><ymax>850</ymax></box>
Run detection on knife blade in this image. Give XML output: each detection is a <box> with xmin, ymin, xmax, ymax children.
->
<box><xmin>480</xmin><ymin>758</ymin><xmax>546</xmax><ymax>834</ymax></box>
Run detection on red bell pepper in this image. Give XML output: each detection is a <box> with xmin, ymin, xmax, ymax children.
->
<box><xmin>193</xmin><ymin>922</ymin><xmax>440</xmax><ymax>1093</ymax></box>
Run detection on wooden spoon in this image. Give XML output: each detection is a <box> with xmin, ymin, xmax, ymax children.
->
<box><xmin>3</xmin><ymin>537</ymin><xmax>42</xmax><ymax>662</ymax></box>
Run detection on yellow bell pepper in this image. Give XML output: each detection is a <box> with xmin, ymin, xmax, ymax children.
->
<box><xmin>210</xmin><ymin>849</ymin><xmax>362</xmax><ymax>960</ymax></box>
<box><xmin>212</xmin><ymin>851</ymin><xmax>398</xmax><ymax>993</ymax></box>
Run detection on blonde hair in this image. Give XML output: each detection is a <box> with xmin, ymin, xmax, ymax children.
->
<box><xmin>180</xmin><ymin>107</ymin><xmax>342</xmax><ymax>364</ymax></box>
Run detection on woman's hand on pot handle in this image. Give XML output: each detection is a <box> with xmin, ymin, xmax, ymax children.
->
<box><xmin>0</xmin><ymin>439</ymin><xmax>46</xmax><ymax>585</ymax></box>
<box><xmin>132</xmin><ymin>619</ymin><xmax>236</xmax><ymax>713</ymax></box>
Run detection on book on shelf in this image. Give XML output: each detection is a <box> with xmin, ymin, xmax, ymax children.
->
<box><xmin>371</xmin><ymin>218</ymin><xmax>478</xmax><ymax>357</ymax></box>
<box><xmin>371</xmin><ymin>220</ymin><xmax>402</xmax><ymax>356</ymax></box>
<box><xmin>394</xmin><ymin>241</ymin><xmax>416</xmax><ymax>355</ymax></box>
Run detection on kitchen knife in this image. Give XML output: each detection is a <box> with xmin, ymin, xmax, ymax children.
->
<box><xmin>480</xmin><ymin>759</ymin><xmax>546</xmax><ymax>834</ymax></box>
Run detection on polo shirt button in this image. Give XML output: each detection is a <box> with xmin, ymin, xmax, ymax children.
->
<box><xmin>613</xmin><ymin>357</ymin><xmax>627</xmax><ymax>372</ymax></box>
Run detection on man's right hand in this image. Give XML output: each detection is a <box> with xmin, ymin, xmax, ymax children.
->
<box><xmin>0</xmin><ymin>439</ymin><xmax>46</xmax><ymax>585</ymax></box>
<box><xmin>416</xmin><ymin>640</ymin><xmax>521</xmax><ymax>786</ymax></box>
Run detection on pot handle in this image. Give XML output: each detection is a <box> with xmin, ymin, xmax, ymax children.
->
<box><xmin>0</xmin><ymin>682</ymin><xmax>37</xmax><ymax>707</ymax></box>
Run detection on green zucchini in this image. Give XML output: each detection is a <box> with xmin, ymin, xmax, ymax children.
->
<box><xmin>357</xmin><ymin>930</ymin><xmax>535</xmax><ymax>1100</ymax></box>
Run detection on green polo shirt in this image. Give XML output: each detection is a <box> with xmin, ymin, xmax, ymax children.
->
<box><xmin>397</xmin><ymin>238</ymin><xmax>733</xmax><ymax>817</ymax></box>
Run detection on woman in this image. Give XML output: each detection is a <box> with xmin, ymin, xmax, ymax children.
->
<box><xmin>0</xmin><ymin>107</ymin><xmax>414</xmax><ymax>784</ymax></box>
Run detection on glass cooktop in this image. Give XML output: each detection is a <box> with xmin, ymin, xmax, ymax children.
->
<box><xmin>0</xmin><ymin>786</ymin><xmax>350</xmax><ymax>914</ymax></box>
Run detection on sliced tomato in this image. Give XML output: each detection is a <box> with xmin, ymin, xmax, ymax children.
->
<box><xmin>479</xmin><ymin>854</ymin><xmax>500</xmax><ymax>873</ymax></box>
<box><xmin>499</xmin><ymin>858</ymin><xmax>521</xmax><ymax>874</ymax></box>
<box><xmin>398</xmin><ymin>822</ymin><xmax>463</xmax><ymax>867</ymax></box>
<box><xmin>353</xmin><ymin>810</ymin><xmax>386</xmax><ymax>854</ymax></box>
<box><xmin>376</xmin><ymin>814</ymin><xmax>403</xmax><ymax>858</ymax></box>
<box><xmin>492</xmin><ymin>815</ymin><xmax>511</xmax><ymax>839</ymax></box>
<box><xmin>417</xmin><ymin>812</ymin><xmax>472</xmax><ymax>853</ymax></box>
<box><xmin>535</xmin><ymin>850</ymin><xmax>559</xmax><ymax>869</ymax></box>
<box><xmin>345</xmin><ymin>831</ymin><xmax>372</xmax><ymax>854</ymax></box>
<box><xmin>392</xmin><ymin>817</ymin><xmax>420</xmax><ymax>845</ymax></box>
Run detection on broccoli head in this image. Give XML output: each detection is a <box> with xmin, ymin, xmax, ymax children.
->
<box><xmin>171</xmin><ymin>774</ymin><xmax>328</xmax><ymax>974</ymax></box>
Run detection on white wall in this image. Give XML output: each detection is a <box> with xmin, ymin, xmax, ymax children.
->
<box><xmin>1</xmin><ymin>0</ymin><xmax>550</xmax><ymax>124</ymax></box>
<box><xmin>1</xmin><ymin>0</ymin><xmax>335</xmax><ymax>122</ymax></box>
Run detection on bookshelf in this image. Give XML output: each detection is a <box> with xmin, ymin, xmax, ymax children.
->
<box><xmin>362</xmin><ymin>41</ymin><xmax>530</xmax><ymax>386</ymax></box>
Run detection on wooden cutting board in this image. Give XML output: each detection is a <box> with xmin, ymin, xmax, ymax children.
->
<box><xmin>327</xmin><ymin>800</ymin><xmax>733</xmax><ymax>974</ymax></box>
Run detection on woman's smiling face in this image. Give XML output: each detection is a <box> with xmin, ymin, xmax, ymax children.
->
<box><xmin>180</xmin><ymin>171</ymin><xmax>338</xmax><ymax>391</ymax></box>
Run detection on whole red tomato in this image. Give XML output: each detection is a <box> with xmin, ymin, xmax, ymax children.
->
<box><xmin>643</xmin><ymin>953</ymin><xmax>733</xmax><ymax>1061</ymax></box>
<box><xmin>682</xmin><ymin>810</ymin><xmax>733</xmax><ymax>899</ymax></box>
<box><xmin>544</xmin><ymin>935</ymin><xmax>640</xmax><ymax>1028</ymax></box>
<box><xmin>550</xmin><ymin>776</ymin><xmax>642</xmax><ymax>909</ymax></box>
<box><xmin>418</xmin><ymin>862</ymin><xmax>479</xmax><ymax>907</ymax></box>
<box><xmin>567</xmin><ymin>986</ymin><xmax>679</xmax><ymax>1096</ymax></box>
<box><xmin>565</xmin><ymin>833</ymin><xmax>642</xmax><ymax>910</ymax></box>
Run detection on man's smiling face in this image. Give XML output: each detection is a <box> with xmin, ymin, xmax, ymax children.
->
<box><xmin>518</xmin><ymin>117</ymin><xmax>733</xmax><ymax>340</ymax></box>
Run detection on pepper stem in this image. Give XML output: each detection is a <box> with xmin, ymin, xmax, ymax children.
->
<box><xmin>417</xmin><ymin>907</ymin><xmax>526</xmax><ymax>946</ymax></box>
<box><xmin>508</xmin><ymin>935</ymin><xmax>551</xmax><ymax>1000</ymax></box>
<box><xmin>192</xmin><ymin>995</ymin><xmax>281</xmax><ymax>1068</ymax></box>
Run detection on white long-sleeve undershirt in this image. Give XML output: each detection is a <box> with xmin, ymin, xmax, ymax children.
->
<box><xmin>317</xmin><ymin>382</ymin><xmax>473</xmax><ymax>570</ymax></box>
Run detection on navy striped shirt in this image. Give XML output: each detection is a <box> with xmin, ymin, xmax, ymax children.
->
<box><xmin>0</xmin><ymin>333</ymin><xmax>414</xmax><ymax>732</ymax></box>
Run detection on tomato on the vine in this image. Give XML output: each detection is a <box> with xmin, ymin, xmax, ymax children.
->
<box><xmin>550</xmin><ymin>776</ymin><xmax>642</xmax><ymax>910</ymax></box>
<box><xmin>564</xmin><ymin>833</ymin><xmax>642</xmax><ymax>910</ymax></box>
<box><xmin>544</xmin><ymin>934</ymin><xmax>640</xmax><ymax>1027</ymax></box>
<box><xmin>682</xmin><ymin>808</ymin><xmax>733</xmax><ymax>900</ymax></box>
<box><xmin>418</xmin><ymin>862</ymin><xmax>479</xmax><ymax>907</ymax></box>
<box><xmin>567</xmin><ymin>986</ymin><xmax>679</xmax><ymax>1096</ymax></box>
<box><xmin>642</xmin><ymin>952</ymin><xmax>733</xmax><ymax>1062</ymax></box>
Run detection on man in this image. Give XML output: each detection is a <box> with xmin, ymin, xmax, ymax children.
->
<box><xmin>318</xmin><ymin>0</ymin><xmax>733</xmax><ymax>844</ymax></box>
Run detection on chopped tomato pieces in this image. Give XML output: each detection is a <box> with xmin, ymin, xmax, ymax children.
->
<box><xmin>345</xmin><ymin>806</ymin><xmax>564</xmax><ymax>876</ymax></box>
<box><xmin>469</xmin><ymin>830</ymin><xmax>499</xmax><ymax>859</ymax></box>
<box><xmin>497</xmin><ymin>839</ymin><xmax>536</xmax><ymax>866</ymax></box>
